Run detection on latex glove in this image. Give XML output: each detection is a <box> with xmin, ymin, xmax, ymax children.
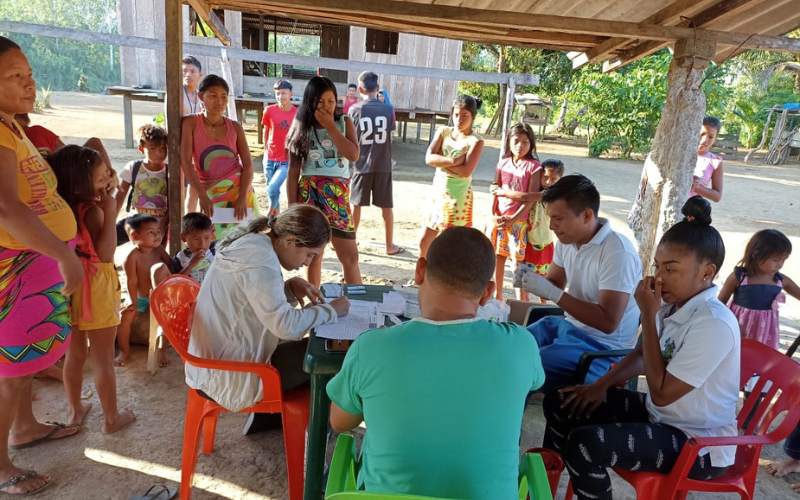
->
<box><xmin>514</xmin><ymin>267</ymin><xmax>564</xmax><ymax>303</ymax></box>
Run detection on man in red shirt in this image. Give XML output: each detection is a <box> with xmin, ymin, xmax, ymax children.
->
<box><xmin>261</xmin><ymin>80</ymin><xmax>298</xmax><ymax>216</ymax></box>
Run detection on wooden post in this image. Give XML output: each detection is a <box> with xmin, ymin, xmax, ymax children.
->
<box><xmin>499</xmin><ymin>76</ymin><xmax>516</xmax><ymax>159</ymax></box>
<box><xmin>165</xmin><ymin>0</ymin><xmax>183</xmax><ymax>256</ymax></box>
<box><xmin>122</xmin><ymin>95</ymin><xmax>133</xmax><ymax>148</ymax></box>
<box><xmin>636</xmin><ymin>34</ymin><xmax>716</xmax><ymax>272</ymax></box>
<box><xmin>258</xmin><ymin>15</ymin><xmax>264</xmax><ymax>74</ymax></box>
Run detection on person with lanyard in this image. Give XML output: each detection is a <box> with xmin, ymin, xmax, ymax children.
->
<box><xmin>171</xmin><ymin>56</ymin><xmax>204</xmax><ymax>213</ymax></box>
<box><xmin>0</xmin><ymin>36</ymin><xmax>84</xmax><ymax>496</ymax></box>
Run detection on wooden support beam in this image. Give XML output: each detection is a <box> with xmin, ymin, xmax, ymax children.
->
<box><xmin>500</xmin><ymin>77</ymin><xmax>516</xmax><ymax>160</ymax></box>
<box><xmin>165</xmin><ymin>0</ymin><xmax>183</xmax><ymax>259</ymax></box>
<box><xmin>186</xmin><ymin>0</ymin><xmax>232</xmax><ymax>46</ymax></box>
<box><xmin>603</xmin><ymin>0</ymin><xmax>774</xmax><ymax>71</ymax></box>
<box><xmin>221</xmin><ymin>0</ymin><xmax>800</xmax><ymax>52</ymax></box>
<box><xmin>692</xmin><ymin>0</ymin><xmax>773</xmax><ymax>27</ymax></box>
<box><xmin>572</xmin><ymin>0</ymin><xmax>723</xmax><ymax>69</ymax></box>
<box><xmin>0</xmin><ymin>21</ymin><xmax>541</xmax><ymax>85</ymax></box>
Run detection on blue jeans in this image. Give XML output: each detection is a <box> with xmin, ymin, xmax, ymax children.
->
<box><xmin>786</xmin><ymin>422</ymin><xmax>800</xmax><ymax>459</ymax></box>
<box><xmin>264</xmin><ymin>159</ymin><xmax>288</xmax><ymax>210</ymax></box>
<box><xmin>527</xmin><ymin>316</ymin><xmax>619</xmax><ymax>393</ymax></box>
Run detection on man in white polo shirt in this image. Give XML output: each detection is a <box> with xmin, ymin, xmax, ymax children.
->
<box><xmin>515</xmin><ymin>174</ymin><xmax>641</xmax><ymax>393</ymax></box>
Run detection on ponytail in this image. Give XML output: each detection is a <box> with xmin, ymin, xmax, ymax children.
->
<box><xmin>217</xmin><ymin>205</ymin><xmax>331</xmax><ymax>251</ymax></box>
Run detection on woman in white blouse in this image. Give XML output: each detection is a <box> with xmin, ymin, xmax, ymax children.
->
<box><xmin>185</xmin><ymin>205</ymin><xmax>350</xmax><ymax>414</ymax></box>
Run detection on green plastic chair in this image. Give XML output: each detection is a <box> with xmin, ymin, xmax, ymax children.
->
<box><xmin>325</xmin><ymin>434</ymin><xmax>553</xmax><ymax>500</ymax></box>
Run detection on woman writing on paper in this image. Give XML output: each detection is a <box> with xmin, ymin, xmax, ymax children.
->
<box><xmin>185</xmin><ymin>206</ymin><xmax>350</xmax><ymax>426</ymax></box>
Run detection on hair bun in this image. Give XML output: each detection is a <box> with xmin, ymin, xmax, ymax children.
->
<box><xmin>682</xmin><ymin>195</ymin><xmax>712</xmax><ymax>226</ymax></box>
<box><xmin>266</xmin><ymin>214</ymin><xmax>277</xmax><ymax>228</ymax></box>
<box><xmin>474</xmin><ymin>97</ymin><xmax>483</xmax><ymax>110</ymax></box>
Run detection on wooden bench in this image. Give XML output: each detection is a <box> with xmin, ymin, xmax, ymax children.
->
<box><xmin>711</xmin><ymin>133</ymin><xmax>742</xmax><ymax>160</ymax></box>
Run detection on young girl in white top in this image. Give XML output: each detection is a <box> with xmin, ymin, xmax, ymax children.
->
<box><xmin>285</xmin><ymin>76</ymin><xmax>361</xmax><ymax>287</ymax></box>
<box><xmin>542</xmin><ymin>196</ymin><xmax>739</xmax><ymax>500</ymax></box>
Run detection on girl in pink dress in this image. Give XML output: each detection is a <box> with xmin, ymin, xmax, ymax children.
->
<box><xmin>718</xmin><ymin>229</ymin><xmax>800</xmax><ymax>350</ymax></box>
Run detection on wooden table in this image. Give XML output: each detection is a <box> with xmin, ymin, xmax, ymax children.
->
<box><xmin>107</xmin><ymin>86</ymin><xmax>292</xmax><ymax>148</ymax></box>
<box><xmin>394</xmin><ymin>108</ymin><xmax>450</xmax><ymax>145</ymax></box>
<box><xmin>107</xmin><ymin>86</ymin><xmax>166</xmax><ymax>149</ymax></box>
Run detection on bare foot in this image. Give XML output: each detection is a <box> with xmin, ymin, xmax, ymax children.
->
<box><xmin>0</xmin><ymin>467</ymin><xmax>51</xmax><ymax>495</ymax></box>
<box><xmin>158</xmin><ymin>347</ymin><xmax>172</xmax><ymax>367</ymax></box>
<box><xmin>102</xmin><ymin>409</ymin><xmax>136</xmax><ymax>434</ymax></box>
<box><xmin>764</xmin><ymin>458</ymin><xmax>800</xmax><ymax>477</ymax></box>
<box><xmin>67</xmin><ymin>403</ymin><xmax>93</xmax><ymax>426</ymax></box>
<box><xmin>791</xmin><ymin>482</ymin><xmax>800</xmax><ymax>494</ymax></box>
<box><xmin>113</xmin><ymin>351</ymin><xmax>128</xmax><ymax>367</ymax></box>
<box><xmin>31</xmin><ymin>392</ymin><xmax>39</xmax><ymax>402</ymax></box>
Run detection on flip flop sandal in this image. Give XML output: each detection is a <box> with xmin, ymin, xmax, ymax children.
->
<box><xmin>0</xmin><ymin>470</ymin><xmax>52</xmax><ymax>496</ymax></box>
<box><xmin>128</xmin><ymin>484</ymin><xmax>178</xmax><ymax>500</ymax></box>
<box><xmin>7</xmin><ymin>422</ymin><xmax>77</xmax><ymax>450</ymax></box>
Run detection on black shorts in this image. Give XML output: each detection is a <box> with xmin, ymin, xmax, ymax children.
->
<box><xmin>350</xmin><ymin>172</ymin><xmax>393</xmax><ymax>208</ymax></box>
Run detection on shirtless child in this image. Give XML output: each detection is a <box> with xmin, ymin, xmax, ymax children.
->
<box><xmin>115</xmin><ymin>214</ymin><xmax>172</xmax><ymax>366</ymax></box>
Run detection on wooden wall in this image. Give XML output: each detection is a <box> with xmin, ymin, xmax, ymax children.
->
<box><xmin>118</xmin><ymin>3</ymin><xmax>243</xmax><ymax>94</ymax></box>
<box><xmin>348</xmin><ymin>28</ymin><xmax>461</xmax><ymax>112</ymax></box>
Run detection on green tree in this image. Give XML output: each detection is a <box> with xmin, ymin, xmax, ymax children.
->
<box><xmin>0</xmin><ymin>0</ymin><xmax>120</xmax><ymax>92</ymax></box>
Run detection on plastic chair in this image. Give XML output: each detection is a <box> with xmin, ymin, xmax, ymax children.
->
<box><xmin>150</xmin><ymin>275</ymin><xmax>310</xmax><ymax>500</ymax></box>
<box><xmin>562</xmin><ymin>339</ymin><xmax>800</xmax><ymax>500</ymax></box>
<box><xmin>325</xmin><ymin>434</ymin><xmax>553</xmax><ymax>500</ymax></box>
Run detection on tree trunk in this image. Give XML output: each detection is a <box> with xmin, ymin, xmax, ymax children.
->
<box><xmin>554</xmin><ymin>98</ymin><xmax>569</xmax><ymax>132</ymax></box>
<box><xmin>637</xmin><ymin>57</ymin><xmax>708</xmax><ymax>271</ymax></box>
<box><xmin>567</xmin><ymin>106</ymin><xmax>587</xmax><ymax>135</ymax></box>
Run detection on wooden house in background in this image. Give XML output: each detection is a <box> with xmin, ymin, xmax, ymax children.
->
<box><xmin>118</xmin><ymin>3</ymin><xmax>460</xmax><ymax>111</ymax></box>
<box><xmin>118</xmin><ymin>3</ymin><xmax>244</xmax><ymax>94</ymax></box>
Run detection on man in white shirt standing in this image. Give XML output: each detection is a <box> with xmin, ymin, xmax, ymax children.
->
<box><xmin>516</xmin><ymin>174</ymin><xmax>641</xmax><ymax>392</ymax></box>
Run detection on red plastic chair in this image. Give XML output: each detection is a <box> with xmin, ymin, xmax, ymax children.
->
<box><xmin>563</xmin><ymin>339</ymin><xmax>800</xmax><ymax>500</ymax></box>
<box><xmin>151</xmin><ymin>275</ymin><xmax>310</xmax><ymax>500</ymax></box>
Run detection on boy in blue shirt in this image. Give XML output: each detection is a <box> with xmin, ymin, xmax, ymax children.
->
<box><xmin>327</xmin><ymin>227</ymin><xmax>544</xmax><ymax>500</ymax></box>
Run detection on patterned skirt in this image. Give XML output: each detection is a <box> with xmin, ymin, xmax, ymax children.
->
<box><xmin>488</xmin><ymin>220</ymin><xmax>529</xmax><ymax>261</ymax></box>
<box><xmin>298</xmin><ymin>175</ymin><xmax>355</xmax><ymax>240</ymax></box>
<box><xmin>0</xmin><ymin>247</ymin><xmax>71</xmax><ymax>377</ymax></box>
<box><xmin>424</xmin><ymin>170</ymin><xmax>473</xmax><ymax>231</ymax></box>
<box><xmin>522</xmin><ymin>241</ymin><xmax>555</xmax><ymax>276</ymax></box>
<box><xmin>204</xmin><ymin>170</ymin><xmax>259</xmax><ymax>241</ymax></box>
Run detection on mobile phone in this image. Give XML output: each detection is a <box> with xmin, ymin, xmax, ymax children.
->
<box><xmin>325</xmin><ymin>339</ymin><xmax>353</xmax><ymax>352</ymax></box>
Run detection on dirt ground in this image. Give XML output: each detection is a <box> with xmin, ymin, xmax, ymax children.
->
<box><xmin>15</xmin><ymin>91</ymin><xmax>800</xmax><ymax>500</ymax></box>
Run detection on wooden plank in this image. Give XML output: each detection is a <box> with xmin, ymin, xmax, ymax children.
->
<box><xmin>186</xmin><ymin>0</ymin><xmax>232</xmax><ymax>45</ymax></box>
<box><xmin>572</xmin><ymin>0</ymin><xmax>722</xmax><ymax>69</ymax></box>
<box><xmin>0</xmin><ymin>21</ymin><xmax>544</xmax><ymax>84</ymax></box>
<box><xmin>500</xmin><ymin>77</ymin><xmax>516</xmax><ymax>159</ymax></box>
<box><xmin>165</xmin><ymin>0</ymin><xmax>184</xmax><ymax>257</ymax></box>
<box><xmin>220</xmin><ymin>0</ymin><xmax>798</xmax><ymax>45</ymax></box>
<box><xmin>693</xmin><ymin>0</ymin><xmax>773</xmax><ymax>27</ymax></box>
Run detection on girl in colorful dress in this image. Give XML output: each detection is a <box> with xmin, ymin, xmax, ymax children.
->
<box><xmin>718</xmin><ymin>229</ymin><xmax>800</xmax><ymax>350</ymax></box>
<box><xmin>0</xmin><ymin>37</ymin><xmax>82</xmax><ymax>495</ymax></box>
<box><xmin>50</xmin><ymin>145</ymin><xmax>136</xmax><ymax>435</ymax></box>
<box><xmin>419</xmin><ymin>95</ymin><xmax>485</xmax><ymax>259</ymax></box>
<box><xmin>180</xmin><ymin>74</ymin><xmax>257</xmax><ymax>240</ymax></box>
<box><xmin>487</xmin><ymin>124</ymin><xmax>541</xmax><ymax>300</ymax></box>
<box><xmin>500</xmin><ymin>158</ymin><xmax>564</xmax><ymax>301</ymax></box>
<box><xmin>285</xmin><ymin>76</ymin><xmax>362</xmax><ymax>287</ymax></box>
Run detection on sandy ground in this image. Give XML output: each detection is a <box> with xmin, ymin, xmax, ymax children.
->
<box><xmin>14</xmin><ymin>91</ymin><xmax>800</xmax><ymax>500</ymax></box>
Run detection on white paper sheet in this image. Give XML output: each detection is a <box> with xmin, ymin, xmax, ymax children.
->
<box><xmin>316</xmin><ymin>300</ymin><xmax>382</xmax><ymax>340</ymax></box>
<box><xmin>379</xmin><ymin>291</ymin><xmax>406</xmax><ymax>316</ymax></box>
<box><xmin>210</xmin><ymin>207</ymin><xmax>254</xmax><ymax>224</ymax></box>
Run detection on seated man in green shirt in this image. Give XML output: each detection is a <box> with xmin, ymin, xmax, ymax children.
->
<box><xmin>327</xmin><ymin>227</ymin><xmax>545</xmax><ymax>500</ymax></box>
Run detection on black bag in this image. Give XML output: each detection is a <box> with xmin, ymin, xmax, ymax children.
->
<box><xmin>116</xmin><ymin>160</ymin><xmax>144</xmax><ymax>246</ymax></box>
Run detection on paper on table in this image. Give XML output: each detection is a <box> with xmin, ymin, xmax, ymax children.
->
<box><xmin>211</xmin><ymin>207</ymin><xmax>254</xmax><ymax>224</ymax></box>
<box><xmin>379</xmin><ymin>291</ymin><xmax>406</xmax><ymax>316</ymax></box>
<box><xmin>316</xmin><ymin>300</ymin><xmax>382</xmax><ymax>340</ymax></box>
